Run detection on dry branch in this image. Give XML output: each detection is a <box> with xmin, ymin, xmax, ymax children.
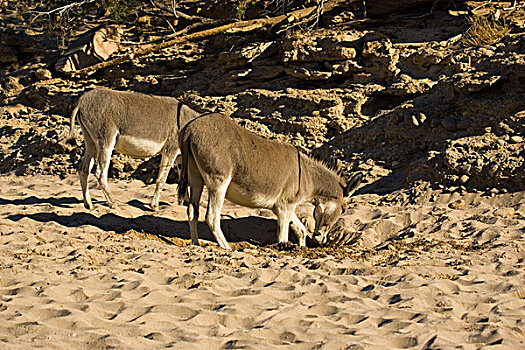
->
<box><xmin>30</xmin><ymin>0</ymin><xmax>96</xmax><ymax>21</ymax></box>
<box><xmin>71</xmin><ymin>0</ymin><xmax>348</xmax><ymax>77</ymax></box>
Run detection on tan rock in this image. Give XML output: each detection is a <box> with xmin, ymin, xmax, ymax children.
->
<box><xmin>35</xmin><ymin>68</ymin><xmax>52</xmax><ymax>80</ymax></box>
<box><xmin>55</xmin><ymin>25</ymin><xmax>123</xmax><ymax>73</ymax></box>
<box><xmin>219</xmin><ymin>42</ymin><xmax>272</xmax><ymax>69</ymax></box>
<box><xmin>460</xmin><ymin>175</ymin><xmax>469</xmax><ymax>184</ymax></box>
<box><xmin>449</xmin><ymin>199</ymin><xmax>466</xmax><ymax>209</ymax></box>
<box><xmin>285</xmin><ymin>67</ymin><xmax>332</xmax><ymax>81</ymax></box>
<box><xmin>494</xmin><ymin>208</ymin><xmax>515</xmax><ymax>218</ymax></box>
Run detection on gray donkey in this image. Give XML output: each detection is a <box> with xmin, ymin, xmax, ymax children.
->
<box><xmin>68</xmin><ymin>87</ymin><xmax>200</xmax><ymax>211</ymax></box>
<box><xmin>178</xmin><ymin>113</ymin><xmax>362</xmax><ymax>250</ymax></box>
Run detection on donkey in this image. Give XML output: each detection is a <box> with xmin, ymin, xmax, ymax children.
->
<box><xmin>67</xmin><ymin>87</ymin><xmax>200</xmax><ymax>211</ymax></box>
<box><xmin>178</xmin><ymin>113</ymin><xmax>362</xmax><ymax>250</ymax></box>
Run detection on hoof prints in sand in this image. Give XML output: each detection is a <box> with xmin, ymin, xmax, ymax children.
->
<box><xmin>0</xmin><ymin>175</ymin><xmax>524</xmax><ymax>349</ymax></box>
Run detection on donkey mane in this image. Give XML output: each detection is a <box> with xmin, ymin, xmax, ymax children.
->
<box><xmin>303</xmin><ymin>151</ymin><xmax>343</xmax><ymax>179</ymax></box>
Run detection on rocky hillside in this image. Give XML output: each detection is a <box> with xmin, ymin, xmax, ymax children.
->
<box><xmin>1</xmin><ymin>0</ymin><xmax>524</xmax><ymax>194</ymax></box>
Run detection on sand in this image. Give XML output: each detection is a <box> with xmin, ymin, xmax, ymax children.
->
<box><xmin>0</xmin><ymin>174</ymin><xmax>524</xmax><ymax>349</ymax></box>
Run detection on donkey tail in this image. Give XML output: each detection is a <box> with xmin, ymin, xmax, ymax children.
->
<box><xmin>177</xmin><ymin>131</ymin><xmax>191</xmax><ymax>205</ymax></box>
<box><xmin>65</xmin><ymin>105</ymin><xmax>79</xmax><ymax>142</ymax></box>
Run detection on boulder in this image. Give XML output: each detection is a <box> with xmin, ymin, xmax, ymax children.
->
<box><xmin>55</xmin><ymin>25</ymin><xmax>123</xmax><ymax>73</ymax></box>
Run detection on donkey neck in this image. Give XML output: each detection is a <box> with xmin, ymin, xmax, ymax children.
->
<box><xmin>301</xmin><ymin>155</ymin><xmax>342</xmax><ymax>201</ymax></box>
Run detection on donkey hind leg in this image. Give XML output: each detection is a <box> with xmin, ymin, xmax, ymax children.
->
<box><xmin>96</xmin><ymin>133</ymin><xmax>118</xmax><ymax>209</ymax></box>
<box><xmin>79</xmin><ymin>126</ymin><xmax>97</xmax><ymax>210</ymax></box>
<box><xmin>291</xmin><ymin>212</ymin><xmax>309</xmax><ymax>247</ymax></box>
<box><xmin>205</xmin><ymin>177</ymin><xmax>231</xmax><ymax>250</ymax></box>
<box><xmin>173</xmin><ymin>153</ymin><xmax>189</xmax><ymax>205</ymax></box>
<box><xmin>151</xmin><ymin>148</ymin><xmax>180</xmax><ymax>211</ymax></box>
<box><xmin>187</xmin><ymin>167</ymin><xmax>204</xmax><ymax>246</ymax></box>
<box><xmin>273</xmin><ymin>205</ymin><xmax>295</xmax><ymax>244</ymax></box>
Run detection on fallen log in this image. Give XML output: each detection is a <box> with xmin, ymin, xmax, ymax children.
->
<box><xmin>70</xmin><ymin>0</ymin><xmax>348</xmax><ymax>77</ymax></box>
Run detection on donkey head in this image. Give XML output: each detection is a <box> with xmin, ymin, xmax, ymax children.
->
<box><xmin>313</xmin><ymin>172</ymin><xmax>363</xmax><ymax>244</ymax></box>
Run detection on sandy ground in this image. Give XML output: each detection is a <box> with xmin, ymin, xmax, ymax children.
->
<box><xmin>0</xmin><ymin>174</ymin><xmax>524</xmax><ymax>349</ymax></box>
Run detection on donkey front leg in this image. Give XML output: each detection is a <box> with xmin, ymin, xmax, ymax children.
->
<box><xmin>273</xmin><ymin>205</ymin><xmax>295</xmax><ymax>244</ymax></box>
<box><xmin>205</xmin><ymin>177</ymin><xmax>231</xmax><ymax>250</ymax></box>
<box><xmin>291</xmin><ymin>213</ymin><xmax>308</xmax><ymax>247</ymax></box>
<box><xmin>151</xmin><ymin>148</ymin><xmax>180</xmax><ymax>211</ymax></box>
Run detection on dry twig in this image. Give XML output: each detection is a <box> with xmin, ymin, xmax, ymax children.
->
<box><xmin>71</xmin><ymin>0</ymin><xmax>347</xmax><ymax>77</ymax></box>
<box><xmin>30</xmin><ymin>0</ymin><xmax>96</xmax><ymax>21</ymax></box>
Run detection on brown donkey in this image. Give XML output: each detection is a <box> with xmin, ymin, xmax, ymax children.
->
<box><xmin>178</xmin><ymin>113</ymin><xmax>362</xmax><ymax>250</ymax></box>
<box><xmin>68</xmin><ymin>88</ymin><xmax>200</xmax><ymax>211</ymax></box>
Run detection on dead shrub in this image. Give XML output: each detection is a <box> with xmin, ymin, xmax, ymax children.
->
<box><xmin>461</xmin><ymin>14</ymin><xmax>510</xmax><ymax>47</ymax></box>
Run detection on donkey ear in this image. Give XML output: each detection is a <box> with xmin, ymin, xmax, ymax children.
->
<box><xmin>342</xmin><ymin>172</ymin><xmax>363</xmax><ymax>197</ymax></box>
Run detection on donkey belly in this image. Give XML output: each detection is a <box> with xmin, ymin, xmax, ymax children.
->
<box><xmin>115</xmin><ymin>135</ymin><xmax>165</xmax><ymax>158</ymax></box>
<box><xmin>226</xmin><ymin>182</ymin><xmax>276</xmax><ymax>209</ymax></box>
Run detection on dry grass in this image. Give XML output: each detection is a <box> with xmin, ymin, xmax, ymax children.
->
<box><xmin>461</xmin><ymin>14</ymin><xmax>511</xmax><ymax>47</ymax></box>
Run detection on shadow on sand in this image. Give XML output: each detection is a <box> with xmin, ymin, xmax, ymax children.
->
<box><xmin>5</xmin><ymin>196</ymin><xmax>281</xmax><ymax>246</ymax></box>
<box><xmin>0</xmin><ymin>195</ymin><xmax>82</xmax><ymax>208</ymax></box>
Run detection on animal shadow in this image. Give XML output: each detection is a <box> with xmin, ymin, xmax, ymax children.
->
<box><xmin>0</xmin><ymin>196</ymin><xmax>82</xmax><ymax>208</ymax></box>
<box><xmin>7</xmin><ymin>211</ymin><xmax>280</xmax><ymax>246</ymax></box>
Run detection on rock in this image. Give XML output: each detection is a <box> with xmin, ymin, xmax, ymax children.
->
<box><xmin>510</xmin><ymin>135</ymin><xmax>523</xmax><ymax>143</ymax></box>
<box><xmin>457</xmin><ymin>118</ymin><xmax>472</xmax><ymax>130</ymax></box>
<box><xmin>35</xmin><ymin>68</ymin><xmax>52</xmax><ymax>80</ymax></box>
<box><xmin>358</xmin><ymin>163</ymin><xmax>372</xmax><ymax>171</ymax></box>
<box><xmin>285</xmin><ymin>67</ymin><xmax>332</xmax><ymax>81</ymax></box>
<box><xmin>494</xmin><ymin>208</ymin><xmax>515</xmax><ymax>218</ymax></box>
<box><xmin>243</xmin><ymin>66</ymin><xmax>284</xmax><ymax>80</ymax></box>
<box><xmin>430</xmin><ymin>119</ymin><xmax>440</xmax><ymax>128</ymax></box>
<box><xmin>460</xmin><ymin>175</ymin><xmax>469</xmax><ymax>184</ymax></box>
<box><xmin>1</xmin><ymin>76</ymin><xmax>24</xmax><ymax>98</ymax></box>
<box><xmin>409</xmin><ymin>49</ymin><xmax>444</xmax><ymax>68</ymax></box>
<box><xmin>322</xmin><ymin>10</ymin><xmax>355</xmax><ymax>27</ymax></box>
<box><xmin>449</xmin><ymin>199</ymin><xmax>466</xmax><ymax>209</ymax></box>
<box><xmin>453</xmin><ymin>72</ymin><xmax>502</xmax><ymax>94</ymax></box>
<box><xmin>0</xmin><ymin>28</ymin><xmax>37</xmax><ymax>65</ymax></box>
<box><xmin>283</xmin><ymin>32</ymin><xmax>360</xmax><ymax>62</ymax></box>
<box><xmin>477</xmin><ymin>47</ymin><xmax>495</xmax><ymax>57</ymax></box>
<box><xmin>330</xmin><ymin>60</ymin><xmax>363</xmax><ymax>76</ymax></box>
<box><xmin>362</xmin><ymin>38</ymin><xmax>400</xmax><ymax>79</ymax></box>
<box><xmin>411</xmin><ymin>115</ymin><xmax>419</xmax><ymax>127</ymax></box>
<box><xmin>55</xmin><ymin>25</ymin><xmax>123</xmax><ymax>73</ymax></box>
<box><xmin>498</xmin><ymin>122</ymin><xmax>514</xmax><ymax>134</ymax></box>
<box><xmin>219</xmin><ymin>42</ymin><xmax>272</xmax><ymax>69</ymax></box>
<box><xmin>442</xmin><ymin>117</ymin><xmax>457</xmax><ymax>131</ymax></box>
<box><xmin>387</xmin><ymin>74</ymin><xmax>436</xmax><ymax>96</ymax></box>
<box><xmin>0</xmin><ymin>104</ymin><xmax>29</xmax><ymax>118</ymax></box>
<box><xmin>0</xmin><ymin>45</ymin><xmax>18</xmax><ymax>64</ymax></box>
